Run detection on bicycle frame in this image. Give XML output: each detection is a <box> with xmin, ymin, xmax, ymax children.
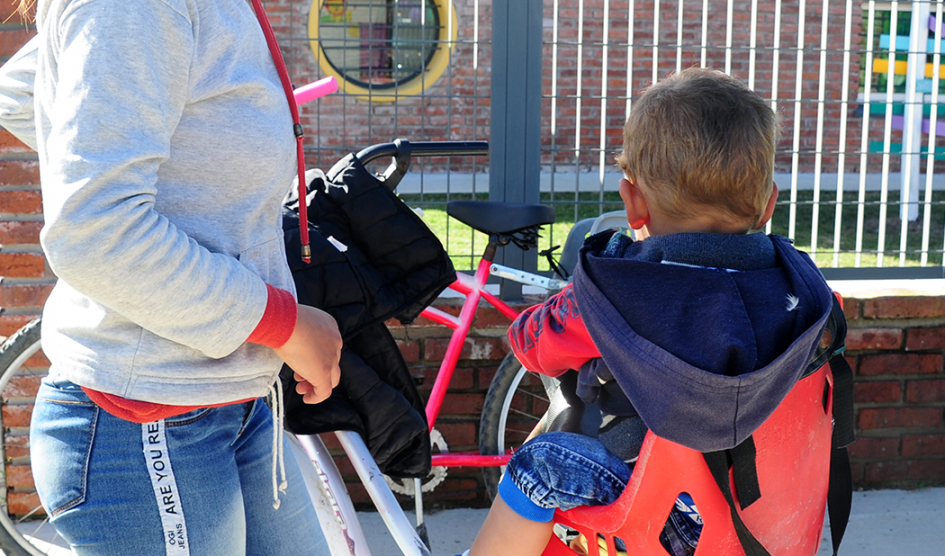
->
<box><xmin>286</xmin><ymin>138</ymin><xmax>566</xmax><ymax>556</ymax></box>
<box><xmin>291</xmin><ymin>258</ymin><xmax>561</xmax><ymax>556</ymax></box>
<box><xmin>423</xmin><ymin>260</ymin><xmax>519</xmax><ymax>469</ymax></box>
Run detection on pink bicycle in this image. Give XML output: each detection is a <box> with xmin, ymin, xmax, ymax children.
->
<box><xmin>0</xmin><ymin>139</ymin><xmax>578</xmax><ymax>556</ymax></box>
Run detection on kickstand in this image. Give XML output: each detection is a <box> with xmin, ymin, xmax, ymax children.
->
<box><xmin>414</xmin><ymin>478</ymin><xmax>431</xmax><ymax>549</ymax></box>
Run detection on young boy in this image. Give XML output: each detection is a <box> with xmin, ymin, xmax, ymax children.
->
<box><xmin>466</xmin><ymin>67</ymin><xmax>836</xmax><ymax>556</ymax></box>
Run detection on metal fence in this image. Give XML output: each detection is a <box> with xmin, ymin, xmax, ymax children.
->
<box><xmin>295</xmin><ymin>0</ymin><xmax>945</xmax><ymax>277</ymax></box>
<box><xmin>536</xmin><ymin>0</ymin><xmax>945</xmax><ymax>278</ymax></box>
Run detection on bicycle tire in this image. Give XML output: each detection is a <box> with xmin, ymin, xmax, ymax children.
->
<box><xmin>478</xmin><ymin>353</ymin><xmax>549</xmax><ymax>500</ymax></box>
<box><xmin>0</xmin><ymin>317</ymin><xmax>69</xmax><ymax>556</ymax></box>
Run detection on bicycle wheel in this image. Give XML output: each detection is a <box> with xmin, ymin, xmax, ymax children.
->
<box><xmin>479</xmin><ymin>352</ymin><xmax>549</xmax><ymax>500</ymax></box>
<box><xmin>0</xmin><ymin>317</ymin><xmax>68</xmax><ymax>556</ymax></box>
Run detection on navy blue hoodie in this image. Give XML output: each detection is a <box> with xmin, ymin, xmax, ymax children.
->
<box><xmin>572</xmin><ymin>231</ymin><xmax>834</xmax><ymax>453</ymax></box>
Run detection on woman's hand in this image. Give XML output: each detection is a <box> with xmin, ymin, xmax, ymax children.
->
<box><xmin>274</xmin><ymin>305</ymin><xmax>342</xmax><ymax>404</ymax></box>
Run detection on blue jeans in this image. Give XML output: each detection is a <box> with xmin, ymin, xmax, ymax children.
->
<box><xmin>30</xmin><ymin>377</ymin><xmax>328</xmax><ymax>556</ymax></box>
<box><xmin>499</xmin><ymin>431</ymin><xmax>702</xmax><ymax>556</ymax></box>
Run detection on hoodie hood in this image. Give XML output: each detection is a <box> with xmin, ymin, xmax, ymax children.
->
<box><xmin>572</xmin><ymin>233</ymin><xmax>833</xmax><ymax>452</ymax></box>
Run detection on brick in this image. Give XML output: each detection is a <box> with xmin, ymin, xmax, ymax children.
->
<box><xmin>849</xmin><ymin>462</ymin><xmax>864</xmax><ymax>484</ymax></box>
<box><xmin>1</xmin><ymin>403</ymin><xmax>32</xmax><ymax>428</ymax></box>
<box><xmin>0</xmin><ymin>130</ymin><xmax>31</xmax><ymax>153</ymax></box>
<box><xmin>853</xmin><ymin>381</ymin><xmax>901</xmax><ymax>404</ymax></box>
<box><xmin>858</xmin><ymin>354</ymin><xmax>942</xmax><ymax>376</ymax></box>
<box><xmin>0</xmin><ymin>252</ymin><xmax>45</xmax><ymax>278</ymax></box>
<box><xmin>0</xmin><ymin>314</ymin><xmax>38</xmax><ymax>337</ymax></box>
<box><xmin>417</xmin><ymin>365</ymin><xmax>475</xmax><ymax>394</ymax></box>
<box><xmin>406</xmin><ymin>303</ymin><xmax>462</xmax><ymax>327</ymax></box>
<box><xmin>0</xmin><ymin>220</ymin><xmax>42</xmax><ymax>244</ymax></box>
<box><xmin>0</xmin><ymin>283</ymin><xmax>54</xmax><ymax>309</ymax></box>
<box><xmin>845</xmin><ymin>328</ymin><xmax>902</xmax><ymax>351</ymax></box>
<box><xmin>863</xmin><ymin>297</ymin><xmax>945</xmax><ymax>319</ymax></box>
<box><xmin>2</xmin><ymin>375</ymin><xmax>43</xmax><ymax>401</ymax></box>
<box><xmin>905</xmin><ymin>379</ymin><xmax>945</xmax><ymax>403</ymax></box>
<box><xmin>422</xmin><ymin>477</ymin><xmax>479</xmax><ymax>502</ymax></box>
<box><xmin>438</xmin><ymin>392</ymin><xmax>484</xmax><ymax>416</ymax></box>
<box><xmin>864</xmin><ymin>459</ymin><xmax>945</xmax><ymax>483</ymax></box>
<box><xmin>906</xmin><ymin>327</ymin><xmax>945</xmax><ymax>351</ymax></box>
<box><xmin>847</xmin><ymin>437</ymin><xmax>899</xmax><ymax>460</ymax></box>
<box><xmin>0</xmin><ymin>189</ymin><xmax>42</xmax><ymax>214</ymax></box>
<box><xmin>841</xmin><ymin>298</ymin><xmax>861</xmax><ymax>321</ymax></box>
<box><xmin>4</xmin><ymin>464</ymin><xmax>32</xmax><ymax>488</ymax></box>
<box><xmin>8</xmin><ymin>491</ymin><xmax>43</xmax><ymax>518</ymax></box>
<box><xmin>477</xmin><ymin>365</ymin><xmax>500</xmax><ymax>389</ymax></box>
<box><xmin>331</xmin><ymin>455</ymin><xmax>356</xmax><ymax>477</ymax></box>
<box><xmin>0</xmin><ymin>160</ymin><xmax>39</xmax><ymax>185</ymax></box>
<box><xmin>902</xmin><ymin>434</ymin><xmax>945</xmax><ymax>457</ymax></box>
<box><xmin>424</xmin><ymin>337</ymin><xmax>509</xmax><ymax>363</ymax></box>
<box><xmin>433</xmin><ymin>422</ymin><xmax>477</xmax><ymax>449</ymax></box>
<box><xmin>858</xmin><ymin>407</ymin><xmax>943</xmax><ymax>430</ymax></box>
<box><xmin>474</xmin><ymin>305</ymin><xmax>529</xmax><ymax>328</ymax></box>
<box><xmin>4</xmin><ymin>433</ymin><xmax>29</xmax><ymax>461</ymax></box>
<box><xmin>319</xmin><ymin>433</ymin><xmax>342</xmax><ymax>451</ymax></box>
<box><xmin>397</xmin><ymin>339</ymin><xmax>420</xmax><ymax>364</ymax></box>
<box><xmin>346</xmin><ymin>482</ymin><xmax>371</xmax><ymax>507</ymax></box>
<box><xmin>0</xmin><ymin>28</ymin><xmax>35</xmax><ymax>58</ymax></box>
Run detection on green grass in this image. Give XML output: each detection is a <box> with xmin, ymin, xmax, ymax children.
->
<box><xmin>399</xmin><ymin>191</ymin><xmax>945</xmax><ymax>271</ymax></box>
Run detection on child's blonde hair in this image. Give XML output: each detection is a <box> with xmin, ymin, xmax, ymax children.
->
<box><xmin>616</xmin><ymin>67</ymin><xmax>779</xmax><ymax>227</ymax></box>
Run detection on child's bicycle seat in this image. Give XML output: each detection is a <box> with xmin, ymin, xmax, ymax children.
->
<box><xmin>541</xmin><ymin>360</ymin><xmax>837</xmax><ymax>556</ymax></box>
<box><xmin>447</xmin><ymin>200</ymin><xmax>555</xmax><ymax>236</ymax></box>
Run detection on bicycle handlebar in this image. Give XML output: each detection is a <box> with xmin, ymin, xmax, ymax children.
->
<box><xmin>355</xmin><ymin>139</ymin><xmax>489</xmax><ymax>189</ymax></box>
<box><xmin>293</xmin><ymin>77</ymin><xmax>339</xmax><ymax>105</ymax></box>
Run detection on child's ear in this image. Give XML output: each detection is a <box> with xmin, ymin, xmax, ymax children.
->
<box><xmin>619</xmin><ymin>178</ymin><xmax>650</xmax><ymax>230</ymax></box>
<box><xmin>753</xmin><ymin>183</ymin><xmax>779</xmax><ymax>230</ymax></box>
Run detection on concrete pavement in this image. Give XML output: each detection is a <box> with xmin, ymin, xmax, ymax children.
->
<box><xmin>357</xmin><ymin>487</ymin><xmax>945</xmax><ymax>556</ymax></box>
<box><xmin>11</xmin><ymin>487</ymin><xmax>943</xmax><ymax>554</ymax></box>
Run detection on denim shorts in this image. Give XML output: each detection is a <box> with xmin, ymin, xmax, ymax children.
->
<box><xmin>30</xmin><ymin>377</ymin><xmax>328</xmax><ymax>556</ymax></box>
<box><xmin>499</xmin><ymin>431</ymin><xmax>702</xmax><ymax>556</ymax></box>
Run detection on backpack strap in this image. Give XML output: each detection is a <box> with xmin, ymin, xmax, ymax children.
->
<box><xmin>827</xmin><ymin>351</ymin><xmax>855</xmax><ymax>556</ymax></box>
<box><xmin>704</xmin><ymin>440</ymin><xmax>771</xmax><ymax>556</ymax></box>
<box><xmin>702</xmin><ymin>295</ymin><xmax>854</xmax><ymax>556</ymax></box>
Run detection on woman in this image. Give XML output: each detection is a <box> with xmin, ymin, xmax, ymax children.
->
<box><xmin>1</xmin><ymin>0</ymin><xmax>341</xmax><ymax>554</ymax></box>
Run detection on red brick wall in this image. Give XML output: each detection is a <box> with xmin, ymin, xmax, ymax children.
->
<box><xmin>842</xmin><ymin>293</ymin><xmax>945</xmax><ymax>489</ymax></box>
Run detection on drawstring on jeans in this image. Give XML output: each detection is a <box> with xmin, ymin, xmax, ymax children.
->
<box><xmin>268</xmin><ymin>379</ymin><xmax>288</xmax><ymax>510</ymax></box>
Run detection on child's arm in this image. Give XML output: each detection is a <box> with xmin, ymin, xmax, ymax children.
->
<box><xmin>507</xmin><ymin>284</ymin><xmax>600</xmax><ymax>377</ymax></box>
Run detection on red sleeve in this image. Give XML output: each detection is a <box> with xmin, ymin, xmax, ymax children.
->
<box><xmin>507</xmin><ymin>284</ymin><xmax>600</xmax><ymax>377</ymax></box>
<box><xmin>246</xmin><ymin>284</ymin><xmax>298</xmax><ymax>348</ymax></box>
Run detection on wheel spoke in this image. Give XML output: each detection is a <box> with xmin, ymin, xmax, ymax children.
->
<box><xmin>507</xmin><ymin>407</ymin><xmax>542</xmax><ymax>420</ymax></box>
<box><xmin>514</xmin><ymin>389</ymin><xmax>549</xmax><ymax>404</ymax></box>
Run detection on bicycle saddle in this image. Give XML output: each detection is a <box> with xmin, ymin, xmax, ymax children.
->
<box><xmin>447</xmin><ymin>201</ymin><xmax>555</xmax><ymax>236</ymax></box>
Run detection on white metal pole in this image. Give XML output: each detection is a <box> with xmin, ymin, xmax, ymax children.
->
<box><xmin>599</xmin><ymin>0</ymin><xmax>611</xmax><ymax>211</ymax></box>
<box><xmin>832</xmin><ymin>0</ymin><xmax>855</xmax><ymax>267</ymax></box>
<box><xmin>923</xmin><ymin>3</ymin><xmax>943</xmax><ymax>265</ymax></box>
<box><xmin>856</xmin><ymin>2</ymin><xmax>879</xmax><ymax>267</ymax></box>
<box><xmin>810</xmin><ymin>0</ymin><xmax>831</xmax><ymax>258</ymax></box>
<box><xmin>789</xmin><ymin>0</ymin><xmax>807</xmax><ymax>242</ymax></box>
<box><xmin>878</xmin><ymin>3</ymin><xmax>900</xmax><ymax>267</ymax></box>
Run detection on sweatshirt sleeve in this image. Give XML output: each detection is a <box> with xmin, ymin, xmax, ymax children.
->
<box><xmin>38</xmin><ymin>0</ymin><xmax>271</xmax><ymax>359</ymax></box>
<box><xmin>507</xmin><ymin>284</ymin><xmax>600</xmax><ymax>377</ymax></box>
<box><xmin>0</xmin><ymin>35</ymin><xmax>38</xmax><ymax>150</ymax></box>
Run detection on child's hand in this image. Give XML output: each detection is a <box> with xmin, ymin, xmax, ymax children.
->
<box><xmin>274</xmin><ymin>305</ymin><xmax>342</xmax><ymax>404</ymax></box>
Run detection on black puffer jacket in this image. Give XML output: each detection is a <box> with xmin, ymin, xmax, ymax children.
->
<box><xmin>280</xmin><ymin>154</ymin><xmax>455</xmax><ymax>478</ymax></box>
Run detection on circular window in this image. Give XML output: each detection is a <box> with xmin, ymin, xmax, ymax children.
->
<box><xmin>309</xmin><ymin>0</ymin><xmax>457</xmax><ymax>102</ymax></box>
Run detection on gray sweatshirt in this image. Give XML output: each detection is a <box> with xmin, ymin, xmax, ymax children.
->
<box><xmin>16</xmin><ymin>0</ymin><xmax>298</xmax><ymax>404</ymax></box>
